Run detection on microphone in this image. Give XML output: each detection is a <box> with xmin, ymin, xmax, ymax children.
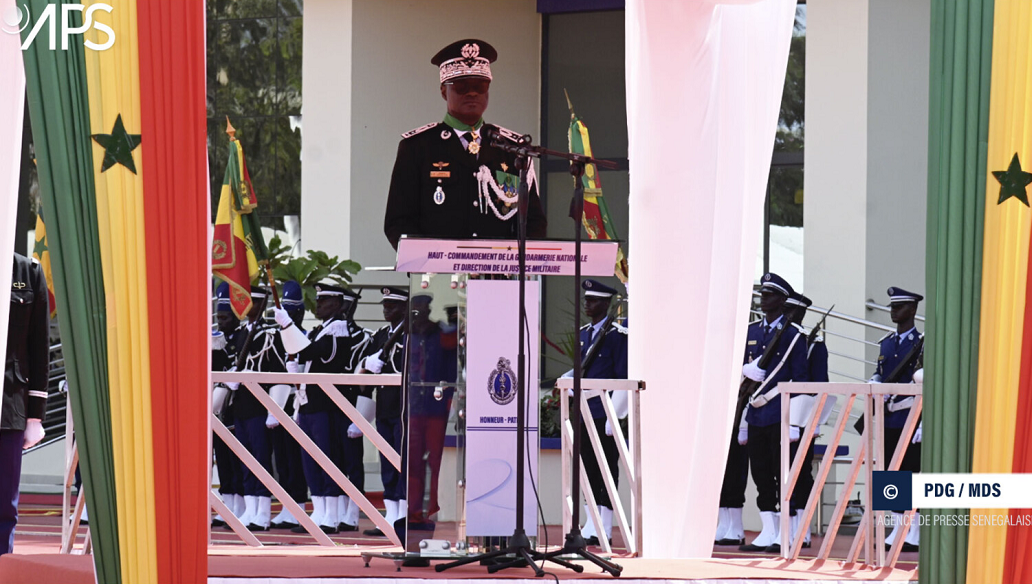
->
<box><xmin>482</xmin><ymin>126</ymin><xmax>532</xmax><ymax>145</ymax></box>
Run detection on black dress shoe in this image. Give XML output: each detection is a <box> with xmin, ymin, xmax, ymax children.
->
<box><xmin>270</xmin><ymin>521</ymin><xmax>299</xmax><ymax>530</ymax></box>
<box><xmin>901</xmin><ymin>543</ymin><xmax>919</xmax><ymax>553</ymax></box>
<box><xmin>763</xmin><ymin>543</ymin><xmax>781</xmax><ymax>553</ymax></box>
<box><xmin>802</xmin><ymin>541</ymin><xmax>811</xmax><ymax>549</ymax></box>
<box><xmin>338</xmin><ymin>522</ymin><xmax>359</xmax><ymax>532</ymax></box>
<box><xmin>320</xmin><ymin>524</ymin><xmax>339</xmax><ymax>534</ymax></box>
<box><xmin>290</xmin><ymin>524</ymin><xmax>308</xmax><ymax>533</ymax></box>
<box><xmin>247</xmin><ymin>523</ymin><xmax>269</xmax><ymax>532</ymax></box>
<box><xmin>211</xmin><ymin>518</ymin><xmax>226</xmax><ymax>528</ymax></box>
<box><xmin>715</xmin><ymin>537</ymin><xmax>746</xmax><ymax>546</ymax></box>
<box><xmin>739</xmin><ymin>543</ymin><xmax>770</xmax><ymax>552</ymax></box>
<box><xmin>363</xmin><ymin>528</ymin><xmax>385</xmax><ymax>537</ymax></box>
<box><xmin>585</xmin><ymin>536</ymin><xmax>612</xmax><ymax>547</ymax></box>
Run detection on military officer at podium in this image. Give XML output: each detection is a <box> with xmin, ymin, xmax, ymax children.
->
<box><xmin>384</xmin><ymin>38</ymin><xmax>547</xmax><ymax>249</ymax></box>
<box><xmin>738</xmin><ymin>273</ymin><xmax>809</xmax><ymax>553</ymax></box>
<box><xmin>360</xmin><ymin>286</ymin><xmax>409</xmax><ymax>537</ymax></box>
<box><xmin>575</xmin><ymin>279</ymin><xmax>628</xmax><ymax>547</ymax></box>
<box><xmin>872</xmin><ymin>287</ymin><xmax>924</xmax><ymax>552</ymax></box>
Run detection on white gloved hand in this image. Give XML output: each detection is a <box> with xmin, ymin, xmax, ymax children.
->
<box><xmin>742</xmin><ymin>359</ymin><xmax>767</xmax><ymax>382</ymax></box>
<box><xmin>364</xmin><ymin>356</ymin><xmax>385</xmax><ymax>374</ymax></box>
<box><xmin>913</xmin><ymin>368</ymin><xmax>924</xmax><ymax>384</ymax></box>
<box><xmin>226</xmin><ymin>380</ymin><xmax>241</xmax><ymax>391</ymax></box>
<box><xmin>273</xmin><ymin>307</ymin><xmax>293</xmax><ymax>328</ymax></box>
<box><xmin>266</xmin><ymin>413</ymin><xmax>280</xmax><ymax>429</ymax></box>
<box><xmin>868</xmin><ymin>374</ymin><xmax>883</xmax><ymax>384</ymax></box>
<box><xmin>912</xmin><ymin>422</ymin><xmax>922</xmax><ymax>444</ymax></box>
<box><xmin>789</xmin><ymin>425</ymin><xmax>801</xmax><ymax>442</ymax></box>
<box><xmin>23</xmin><ymin>419</ymin><xmax>45</xmax><ymax>449</ymax></box>
<box><xmin>347</xmin><ymin>423</ymin><xmax>363</xmax><ymax>439</ymax></box>
<box><xmin>561</xmin><ymin>369</ymin><xmax>573</xmax><ymax>379</ymax></box>
<box><xmin>605</xmin><ymin>420</ymin><xmax>613</xmax><ymax>436</ymax></box>
<box><xmin>285</xmin><ymin>360</ymin><xmax>299</xmax><ymax>374</ymax></box>
<box><xmin>737</xmin><ymin>426</ymin><xmax>748</xmax><ymax>446</ymax></box>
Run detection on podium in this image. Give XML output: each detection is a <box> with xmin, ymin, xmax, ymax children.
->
<box><xmin>395</xmin><ymin>237</ymin><xmax>619</xmax><ymax>556</ymax></box>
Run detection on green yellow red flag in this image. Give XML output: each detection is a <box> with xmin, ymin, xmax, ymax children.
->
<box><xmin>566</xmin><ymin>91</ymin><xmax>628</xmax><ymax>283</ymax></box>
<box><xmin>212</xmin><ymin>121</ymin><xmax>269</xmax><ymax>319</ymax></box>
<box><xmin>31</xmin><ymin>208</ymin><xmax>56</xmax><ymax>318</ymax></box>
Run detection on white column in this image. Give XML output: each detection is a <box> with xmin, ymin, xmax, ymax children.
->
<box><xmin>804</xmin><ymin>0</ymin><xmax>871</xmax><ymax>380</ymax></box>
<box><xmin>301</xmin><ymin>0</ymin><xmax>353</xmax><ymax>261</ymax></box>
<box><xmin>626</xmin><ymin>0</ymin><xmax>796</xmax><ymax>558</ymax></box>
<box><xmin>0</xmin><ymin>0</ymin><xmax>26</xmax><ymax>355</ymax></box>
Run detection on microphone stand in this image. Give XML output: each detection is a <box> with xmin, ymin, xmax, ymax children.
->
<box><xmin>435</xmin><ymin>132</ymin><xmax>621</xmax><ymax>577</ymax></box>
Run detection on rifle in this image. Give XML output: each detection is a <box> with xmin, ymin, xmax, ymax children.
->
<box><xmin>808</xmin><ymin>304</ymin><xmax>835</xmax><ymax>347</ymax></box>
<box><xmin>581</xmin><ymin>299</ymin><xmax>622</xmax><ymax>372</ymax></box>
<box><xmin>733</xmin><ymin>305</ymin><xmax>800</xmax><ymax>430</ymax></box>
<box><xmin>374</xmin><ymin>321</ymin><xmax>406</xmax><ymax>373</ymax></box>
<box><xmin>233</xmin><ymin>292</ymin><xmax>270</xmax><ymax>372</ymax></box>
<box><xmin>854</xmin><ymin>333</ymin><xmax>924</xmax><ymax>434</ymax></box>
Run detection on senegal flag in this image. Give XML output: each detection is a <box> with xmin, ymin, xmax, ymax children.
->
<box><xmin>212</xmin><ymin>128</ymin><xmax>269</xmax><ymax>320</ymax></box>
<box><xmin>32</xmin><ymin>209</ymin><xmax>56</xmax><ymax>318</ymax></box>
<box><xmin>19</xmin><ymin>2</ymin><xmax>209</xmax><ymax>583</ymax></box>
<box><xmin>566</xmin><ymin>91</ymin><xmax>629</xmax><ymax>283</ymax></box>
<box><xmin>926</xmin><ymin>1</ymin><xmax>1032</xmax><ymax>583</ymax></box>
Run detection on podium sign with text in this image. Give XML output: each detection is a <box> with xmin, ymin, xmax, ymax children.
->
<box><xmin>464</xmin><ymin>280</ymin><xmax>540</xmax><ymax>537</ymax></box>
<box><xmin>396</xmin><ymin>238</ymin><xmax>618</xmax><ymax>276</ymax></box>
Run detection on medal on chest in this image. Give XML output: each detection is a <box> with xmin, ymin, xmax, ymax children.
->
<box><xmin>434</xmin><ymin>185</ymin><xmax>446</xmax><ymax>205</ymax></box>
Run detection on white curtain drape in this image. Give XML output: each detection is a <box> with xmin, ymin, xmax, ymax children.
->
<box><xmin>626</xmin><ymin>0</ymin><xmax>797</xmax><ymax>558</ymax></box>
<box><xmin>1</xmin><ymin>0</ymin><xmax>27</xmax><ymax>363</ymax></box>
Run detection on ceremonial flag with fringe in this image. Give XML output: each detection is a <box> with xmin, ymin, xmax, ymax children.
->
<box><xmin>212</xmin><ymin>132</ymin><xmax>269</xmax><ymax>319</ymax></box>
<box><xmin>32</xmin><ymin>208</ymin><xmax>56</xmax><ymax>318</ymax></box>
<box><xmin>566</xmin><ymin>92</ymin><xmax>628</xmax><ymax>283</ymax></box>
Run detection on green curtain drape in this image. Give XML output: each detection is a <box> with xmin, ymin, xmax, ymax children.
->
<box><xmin>923</xmin><ymin>0</ymin><xmax>994</xmax><ymax>582</ymax></box>
<box><xmin>20</xmin><ymin>2</ymin><xmax>119</xmax><ymax>582</ymax></box>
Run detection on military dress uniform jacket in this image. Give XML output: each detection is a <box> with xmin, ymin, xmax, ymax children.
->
<box><xmin>366</xmin><ymin>323</ymin><xmax>405</xmax><ymax>421</ymax></box>
<box><xmin>876</xmin><ymin>330</ymin><xmax>923</xmax><ymax>429</ymax></box>
<box><xmin>579</xmin><ymin>319</ymin><xmax>628</xmax><ymax>420</ymax></box>
<box><xmin>744</xmin><ymin>319</ymin><xmax>809</xmax><ymax>427</ymax></box>
<box><xmin>384</xmin><ymin>122</ymin><xmax>548</xmax><ymax>249</ymax></box>
<box><xmin>234</xmin><ymin>324</ymin><xmax>289</xmax><ymax>420</ymax></box>
<box><xmin>4</xmin><ymin>254</ymin><xmax>50</xmax><ymax>431</ymax></box>
<box><xmin>808</xmin><ymin>336</ymin><xmax>830</xmax><ymax>383</ymax></box>
<box><xmin>296</xmin><ymin>317</ymin><xmax>372</xmax><ymax>414</ymax></box>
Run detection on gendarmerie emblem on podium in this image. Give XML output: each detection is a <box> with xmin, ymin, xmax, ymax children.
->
<box><xmin>488</xmin><ymin>357</ymin><xmax>517</xmax><ymax>406</ymax></box>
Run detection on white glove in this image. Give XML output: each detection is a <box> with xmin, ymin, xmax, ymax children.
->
<box><xmin>285</xmin><ymin>360</ymin><xmax>299</xmax><ymax>374</ymax></box>
<box><xmin>737</xmin><ymin>426</ymin><xmax>748</xmax><ymax>446</ymax></box>
<box><xmin>742</xmin><ymin>359</ymin><xmax>767</xmax><ymax>382</ymax></box>
<box><xmin>561</xmin><ymin>369</ymin><xmax>573</xmax><ymax>379</ymax></box>
<box><xmin>226</xmin><ymin>380</ymin><xmax>241</xmax><ymax>391</ymax></box>
<box><xmin>364</xmin><ymin>355</ymin><xmax>385</xmax><ymax>374</ymax></box>
<box><xmin>347</xmin><ymin>423</ymin><xmax>363</xmax><ymax>439</ymax></box>
<box><xmin>273</xmin><ymin>307</ymin><xmax>293</xmax><ymax>328</ymax></box>
<box><xmin>868</xmin><ymin>374</ymin><xmax>883</xmax><ymax>383</ymax></box>
<box><xmin>789</xmin><ymin>426</ymin><xmax>801</xmax><ymax>442</ymax></box>
<box><xmin>913</xmin><ymin>368</ymin><xmax>924</xmax><ymax>384</ymax></box>
<box><xmin>23</xmin><ymin>419</ymin><xmax>45</xmax><ymax>449</ymax></box>
<box><xmin>266</xmin><ymin>414</ymin><xmax>280</xmax><ymax>429</ymax></box>
<box><xmin>605</xmin><ymin>420</ymin><xmax>613</xmax><ymax>436</ymax></box>
<box><xmin>912</xmin><ymin>422</ymin><xmax>922</xmax><ymax>444</ymax></box>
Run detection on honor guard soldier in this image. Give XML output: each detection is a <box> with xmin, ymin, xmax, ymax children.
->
<box><xmin>739</xmin><ymin>273</ymin><xmax>809</xmax><ymax>553</ymax></box>
<box><xmin>384</xmin><ymin>38</ymin><xmax>547</xmax><ymax>250</ymax></box>
<box><xmin>268</xmin><ymin>281</ymin><xmax>310</xmax><ymax>530</ymax></box>
<box><xmin>226</xmin><ymin>286</ymin><xmax>281</xmax><ymax>531</ymax></box>
<box><xmin>871</xmin><ymin>287</ymin><xmax>923</xmax><ymax>552</ymax></box>
<box><xmin>280</xmin><ymin>283</ymin><xmax>368</xmax><ymax>534</ymax></box>
<box><xmin>211</xmin><ymin>282</ymin><xmax>247</xmax><ymax>527</ymax></box>
<box><xmin>575</xmin><ymin>279</ymin><xmax>628</xmax><ymax>547</ymax></box>
<box><xmin>360</xmin><ymin>286</ymin><xmax>409</xmax><ymax>537</ymax></box>
<box><xmin>2</xmin><ymin>254</ymin><xmax>50</xmax><ymax>556</ymax></box>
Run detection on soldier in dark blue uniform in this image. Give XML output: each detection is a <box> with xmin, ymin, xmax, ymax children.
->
<box><xmin>211</xmin><ymin>282</ymin><xmax>247</xmax><ymax>527</ymax></box>
<box><xmin>872</xmin><ymin>287</ymin><xmax>923</xmax><ymax>552</ymax></box>
<box><xmin>228</xmin><ymin>286</ymin><xmax>280</xmax><ymax>530</ymax></box>
<box><xmin>575</xmin><ymin>279</ymin><xmax>627</xmax><ymax>547</ymax></box>
<box><xmin>2</xmin><ymin>254</ymin><xmax>50</xmax><ymax>556</ymax></box>
<box><xmin>739</xmin><ymin>273</ymin><xmax>809</xmax><ymax>553</ymax></box>
<box><xmin>405</xmin><ymin>294</ymin><xmax>456</xmax><ymax>534</ymax></box>
<box><xmin>384</xmin><ymin>39</ymin><xmax>547</xmax><ymax>249</ymax></box>
<box><xmin>288</xmin><ymin>283</ymin><xmax>368</xmax><ymax>533</ymax></box>
<box><xmin>268</xmin><ymin>281</ymin><xmax>309</xmax><ymax>529</ymax></box>
<box><xmin>361</xmin><ymin>286</ymin><xmax>409</xmax><ymax>537</ymax></box>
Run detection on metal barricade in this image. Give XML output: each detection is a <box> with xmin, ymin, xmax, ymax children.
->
<box><xmin>778</xmin><ymin>382</ymin><xmax>921</xmax><ymax>567</ymax></box>
<box><xmin>555</xmin><ymin>377</ymin><xmax>645</xmax><ymax>557</ymax></box>
<box><xmin>210</xmin><ymin>370</ymin><xmax>402</xmax><ymax>548</ymax></box>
